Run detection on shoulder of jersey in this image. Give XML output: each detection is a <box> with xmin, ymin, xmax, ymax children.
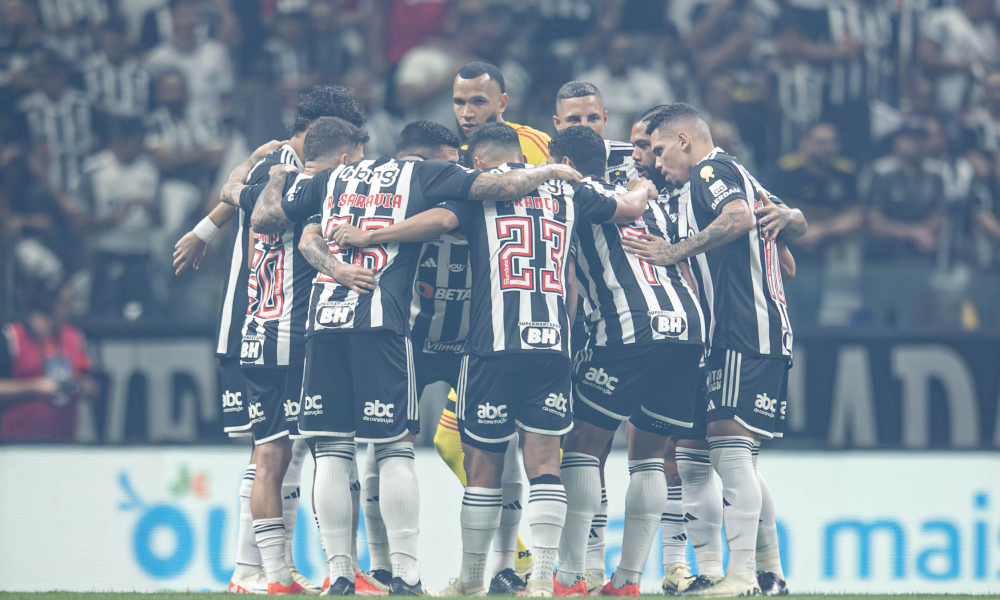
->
<box><xmin>580</xmin><ymin>177</ymin><xmax>618</xmax><ymax>195</ymax></box>
<box><xmin>606</xmin><ymin>140</ymin><xmax>634</xmax><ymax>151</ymax></box>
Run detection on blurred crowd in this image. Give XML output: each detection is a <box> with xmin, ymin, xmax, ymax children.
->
<box><xmin>4</xmin><ymin>0</ymin><xmax>1000</xmax><ymax>331</ymax></box>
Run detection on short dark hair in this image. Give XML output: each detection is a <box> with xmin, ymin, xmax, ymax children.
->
<box><xmin>467</xmin><ymin>122</ymin><xmax>521</xmax><ymax>163</ymax></box>
<box><xmin>457</xmin><ymin>61</ymin><xmax>505</xmax><ymax>94</ymax></box>
<box><xmin>635</xmin><ymin>104</ymin><xmax>671</xmax><ymax>124</ymax></box>
<box><xmin>644</xmin><ymin>103</ymin><xmax>703</xmax><ymax>136</ymax></box>
<box><xmin>303</xmin><ymin>117</ymin><xmax>369</xmax><ymax>162</ymax></box>
<box><xmin>292</xmin><ymin>85</ymin><xmax>366</xmax><ymax>135</ymax></box>
<box><xmin>397</xmin><ymin>120</ymin><xmax>460</xmax><ymax>157</ymax></box>
<box><xmin>548</xmin><ymin>126</ymin><xmax>607</xmax><ymax>179</ymax></box>
<box><xmin>556</xmin><ymin>81</ymin><xmax>602</xmax><ymax>109</ymax></box>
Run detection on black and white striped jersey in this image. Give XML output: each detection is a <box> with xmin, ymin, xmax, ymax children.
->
<box><xmin>279</xmin><ymin>157</ymin><xmax>481</xmax><ymax>336</ymax></box>
<box><xmin>83</xmin><ymin>54</ymin><xmax>150</xmax><ymax>118</ymax></box>
<box><xmin>574</xmin><ymin>177</ymin><xmax>703</xmax><ymax>348</ymax></box>
<box><xmin>18</xmin><ymin>88</ymin><xmax>94</xmax><ymax>193</ymax></box>
<box><xmin>215</xmin><ymin>144</ymin><xmax>302</xmax><ymax>359</ymax></box>
<box><xmin>410</xmin><ymin>236</ymin><xmax>471</xmax><ymax>354</ymax></box>
<box><xmin>237</xmin><ymin>173</ymin><xmax>315</xmax><ymax>368</ymax></box>
<box><xmin>450</xmin><ymin>163</ymin><xmax>618</xmax><ymax>359</ymax></box>
<box><xmin>688</xmin><ymin>148</ymin><xmax>792</xmax><ymax>359</ymax></box>
<box><xmin>605</xmin><ymin>140</ymin><xmax>637</xmax><ymax>187</ymax></box>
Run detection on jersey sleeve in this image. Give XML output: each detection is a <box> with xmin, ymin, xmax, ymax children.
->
<box><xmin>690</xmin><ymin>160</ymin><xmax>746</xmax><ymax>217</ymax></box>
<box><xmin>415</xmin><ymin>160</ymin><xmax>482</xmax><ymax>204</ymax></box>
<box><xmin>280</xmin><ymin>171</ymin><xmax>326</xmax><ymax>223</ymax></box>
<box><xmin>573</xmin><ymin>184</ymin><xmax>619</xmax><ymax>224</ymax></box>
<box><xmin>238</xmin><ymin>181</ymin><xmax>267</xmax><ymax>214</ymax></box>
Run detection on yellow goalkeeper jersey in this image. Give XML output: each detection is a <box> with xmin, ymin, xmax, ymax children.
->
<box><xmin>462</xmin><ymin>120</ymin><xmax>552</xmax><ymax>166</ymax></box>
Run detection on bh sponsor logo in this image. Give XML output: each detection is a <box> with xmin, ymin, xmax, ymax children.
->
<box><xmin>221</xmin><ymin>390</ymin><xmax>242</xmax><ymax>414</ymax></box>
<box><xmin>316</xmin><ymin>303</ymin><xmax>355</xmax><ymax>329</ymax></box>
<box><xmin>364</xmin><ymin>400</ymin><xmax>394</xmax><ymax>423</ymax></box>
<box><xmin>520</xmin><ymin>321</ymin><xmax>561</xmax><ymax>349</ymax></box>
<box><xmin>240</xmin><ymin>335</ymin><xmax>265</xmax><ymax>360</ymax></box>
<box><xmin>477</xmin><ymin>402</ymin><xmax>507</xmax><ymax>424</ymax></box>
<box><xmin>650</xmin><ymin>311</ymin><xmax>687</xmax><ymax>338</ymax></box>
<box><xmin>583</xmin><ymin>367</ymin><xmax>618</xmax><ymax>395</ymax></box>
<box><xmin>543</xmin><ymin>393</ymin><xmax>569</xmax><ymax>417</ymax></box>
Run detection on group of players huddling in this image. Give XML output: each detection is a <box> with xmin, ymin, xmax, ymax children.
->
<box><xmin>173</xmin><ymin>59</ymin><xmax>805</xmax><ymax>599</ymax></box>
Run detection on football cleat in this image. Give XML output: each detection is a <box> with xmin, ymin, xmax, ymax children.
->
<box><xmin>322</xmin><ymin>577</ymin><xmax>354</xmax><ymax>596</ymax></box>
<box><xmin>683</xmin><ymin>575</ymin><xmax>723</xmax><ymax>594</ymax></box>
<box><xmin>229</xmin><ymin>570</ymin><xmax>268</xmax><ymax>594</ymax></box>
<box><xmin>370</xmin><ymin>569</ymin><xmax>393</xmax><ymax>587</ymax></box>
<box><xmin>662</xmin><ymin>563</ymin><xmax>696</xmax><ymax>595</ymax></box>
<box><xmin>290</xmin><ymin>567</ymin><xmax>321</xmax><ymax>595</ymax></box>
<box><xmin>552</xmin><ymin>578</ymin><xmax>588</xmax><ymax>597</ymax></box>
<box><xmin>685</xmin><ymin>575</ymin><xmax>761</xmax><ymax>597</ymax></box>
<box><xmin>756</xmin><ymin>572</ymin><xmax>788</xmax><ymax>596</ymax></box>
<box><xmin>596</xmin><ymin>579</ymin><xmax>638</xmax><ymax>597</ymax></box>
<box><xmin>390</xmin><ymin>577</ymin><xmax>439</xmax><ymax>596</ymax></box>
<box><xmin>525</xmin><ymin>578</ymin><xmax>555</xmax><ymax>597</ymax></box>
<box><xmin>584</xmin><ymin>571</ymin><xmax>605</xmax><ymax>595</ymax></box>
<box><xmin>439</xmin><ymin>579</ymin><xmax>487</xmax><ymax>597</ymax></box>
<box><xmin>489</xmin><ymin>568</ymin><xmax>527</xmax><ymax>595</ymax></box>
<box><xmin>267</xmin><ymin>581</ymin><xmax>308</xmax><ymax>595</ymax></box>
<box><xmin>355</xmin><ymin>570</ymin><xmax>390</xmax><ymax>596</ymax></box>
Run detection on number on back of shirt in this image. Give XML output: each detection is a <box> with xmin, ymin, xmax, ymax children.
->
<box><xmin>495</xmin><ymin>215</ymin><xmax>567</xmax><ymax>294</ymax></box>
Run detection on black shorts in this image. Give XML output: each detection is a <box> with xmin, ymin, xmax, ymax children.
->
<box><xmin>297</xmin><ymin>331</ymin><xmax>418</xmax><ymax>443</ymax></box>
<box><xmin>243</xmin><ymin>366</ymin><xmax>302</xmax><ymax>444</ymax></box>
<box><xmin>570</xmin><ymin>317</ymin><xmax>588</xmax><ymax>365</ymax></box>
<box><xmin>705</xmin><ymin>348</ymin><xmax>787</xmax><ymax>439</ymax></box>
<box><xmin>774</xmin><ymin>364</ymin><xmax>789</xmax><ymax>439</ymax></box>
<box><xmin>672</xmin><ymin>364</ymin><xmax>708</xmax><ymax>441</ymax></box>
<box><xmin>414</xmin><ymin>350</ymin><xmax>461</xmax><ymax>392</ymax></box>
<box><xmin>457</xmin><ymin>352</ymin><xmax>573</xmax><ymax>452</ymax></box>
<box><xmin>220</xmin><ymin>357</ymin><xmax>251</xmax><ymax>437</ymax></box>
<box><xmin>573</xmin><ymin>343</ymin><xmax>702</xmax><ymax>437</ymax></box>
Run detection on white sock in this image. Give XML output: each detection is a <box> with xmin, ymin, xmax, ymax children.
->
<box><xmin>254</xmin><ymin>517</ymin><xmax>291</xmax><ymax>585</ymax></box>
<box><xmin>555</xmin><ymin>453</ymin><xmax>600</xmax><ymax>588</ymax></box>
<box><xmin>314</xmin><ymin>514</ymin><xmax>325</xmax><ymax>556</ymax></box>
<box><xmin>661</xmin><ymin>485</ymin><xmax>687</xmax><ymax>567</ymax></box>
<box><xmin>314</xmin><ymin>441</ymin><xmax>357</xmax><ymax>584</ymax></box>
<box><xmin>350</xmin><ymin>457</ymin><xmax>361</xmax><ymax>573</ymax></box>
<box><xmin>708</xmin><ymin>437</ymin><xmax>760</xmax><ymax>581</ymax></box>
<box><xmin>493</xmin><ymin>435</ymin><xmax>523</xmax><ymax>574</ymax></box>
<box><xmin>753</xmin><ymin>444</ymin><xmax>784</xmax><ymax>580</ymax></box>
<box><xmin>362</xmin><ymin>443</ymin><xmax>391</xmax><ymax>573</ymax></box>
<box><xmin>676</xmin><ymin>447</ymin><xmax>724</xmax><ymax>578</ymax></box>
<box><xmin>585</xmin><ymin>487</ymin><xmax>608</xmax><ymax>575</ymax></box>
<box><xmin>461</xmin><ymin>487</ymin><xmax>502</xmax><ymax>591</ymax></box>
<box><xmin>234</xmin><ymin>464</ymin><xmax>262</xmax><ymax>579</ymax></box>
<box><xmin>281</xmin><ymin>440</ymin><xmax>307</xmax><ymax>568</ymax></box>
<box><xmin>528</xmin><ymin>478</ymin><xmax>567</xmax><ymax>586</ymax></box>
<box><xmin>376</xmin><ymin>442</ymin><xmax>420</xmax><ymax>586</ymax></box>
<box><xmin>612</xmin><ymin>459</ymin><xmax>666</xmax><ymax>588</ymax></box>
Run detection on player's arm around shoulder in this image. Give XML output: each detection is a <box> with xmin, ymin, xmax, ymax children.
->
<box><xmin>330</xmin><ymin>206</ymin><xmax>461</xmax><ymax>248</ymax></box>
<box><xmin>606</xmin><ymin>178</ymin><xmax>658</xmax><ymax>224</ymax></box>
<box><xmin>299</xmin><ymin>222</ymin><xmax>376</xmax><ymax>295</ymax></box>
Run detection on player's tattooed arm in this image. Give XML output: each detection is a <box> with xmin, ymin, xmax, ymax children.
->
<box><xmin>331</xmin><ymin>208</ymin><xmax>459</xmax><ymax>248</ymax></box>
<box><xmin>467</xmin><ymin>163</ymin><xmax>582</xmax><ymax>201</ymax></box>
<box><xmin>250</xmin><ymin>166</ymin><xmax>294</xmax><ymax>234</ymax></box>
<box><xmin>608</xmin><ymin>178</ymin><xmax>658</xmax><ymax>224</ymax></box>
<box><xmin>219</xmin><ymin>139</ymin><xmax>285</xmax><ymax>206</ymax></box>
<box><xmin>299</xmin><ymin>223</ymin><xmax>376</xmax><ymax>294</ymax></box>
<box><xmin>622</xmin><ymin>200</ymin><xmax>754</xmax><ymax>266</ymax></box>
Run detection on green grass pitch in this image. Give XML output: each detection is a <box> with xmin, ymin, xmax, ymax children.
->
<box><xmin>2</xmin><ymin>594</ymin><xmax>999</xmax><ymax>600</ymax></box>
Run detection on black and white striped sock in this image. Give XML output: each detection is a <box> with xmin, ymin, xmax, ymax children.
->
<box><xmin>528</xmin><ymin>476</ymin><xmax>567</xmax><ymax>587</ymax></box>
<box><xmin>314</xmin><ymin>441</ymin><xmax>356</xmax><ymax>583</ymax></box>
<box><xmin>460</xmin><ymin>487</ymin><xmax>503</xmax><ymax>591</ymax></box>
<box><xmin>708</xmin><ymin>436</ymin><xmax>760</xmax><ymax>582</ymax></box>
<box><xmin>661</xmin><ymin>485</ymin><xmax>688</xmax><ymax>567</ymax></box>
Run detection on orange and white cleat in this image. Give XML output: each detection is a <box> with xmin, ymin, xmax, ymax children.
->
<box><xmin>321</xmin><ymin>578</ymin><xmax>330</xmax><ymax>593</ymax></box>
<box><xmin>355</xmin><ymin>570</ymin><xmax>390</xmax><ymax>596</ymax></box>
<box><xmin>553</xmin><ymin>578</ymin><xmax>589</xmax><ymax>597</ymax></box>
<box><xmin>267</xmin><ymin>581</ymin><xmax>308</xmax><ymax>595</ymax></box>
<box><xmin>229</xmin><ymin>570</ymin><xmax>268</xmax><ymax>594</ymax></box>
<box><xmin>596</xmin><ymin>580</ymin><xmax>639</xmax><ymax>597</ymax></box>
